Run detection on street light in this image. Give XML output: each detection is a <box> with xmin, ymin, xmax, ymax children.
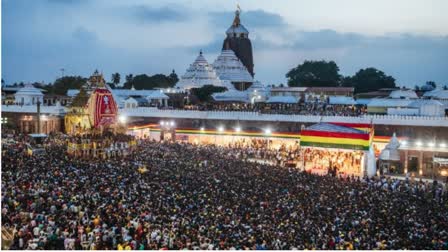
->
<box><xmin>200</xmin><ymin>127</ymin><xmax>205</xmax><ymax>131</ymax></box>
<box><xmin>264</xmin><ymin>128</ymin><xmax>272</xmax><ymax>135</ymax></box>
<box><xmin>218</xmin><ymin>126</ymin><xmax>224</xmax><ymax>133</ymax></box>
<box><xmin>118</xmin><ymin>115</ymin><xmax>127</xmax><ymax>124</ymax></box>
<box><xmin>235</xmin><ymin>127</ymin><xmax>241</xmax><ymax>133</ymax></box>
<box><xmin>170</xmin><ymin>121</ymin><xmax>175</xmax><ymax>127</ymax></box>
<box><xmin>416</xmin><ymin>141</ymin><xmax>422</xmax><ymax>147</ymax></box>
<box><xmin>428</xmin><ymin>142</ymin><xmax>435</xmax><ymax>147</ymax></box>
<box><xmin>401</xmin><ymin>140</ymin><xmax>407</xmax><ymax>146</ymax></box>
<box><xmin>440</xmin><ymin>143</ymin><xmax>446</xmax><ymax>148</ymax></box>
<box><xmin>160</xmin><ymin>121</ymin><xmax>165</xmax><ymax>126</ymax></box>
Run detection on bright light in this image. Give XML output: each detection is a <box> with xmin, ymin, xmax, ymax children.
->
<box><xmin>200</xmin><ymin>127</ymin><xmax>205</xmax><ymax>131</ymax></box>
<box><xmin>441</xmin><ymin>170</ymin><xmax>448</xmax><ymax>176</ymax></box>
<box><xmin>416</xmin><ymin>141</ymin><xmax>422</xmax><ymax>147</ymax></box>
<box><xmin>428</xmin><ymin>142</ymin><xmax>435</xmax><ymax>147</ymax></box>
<box><xmin>235</xmin><ymin>127</ymin><xmax>241</xmax><ymax>133</ymax></box>
<box><xmin>401</xmin><ymin>141</ymin><xmax>407</xmax><ymax>146</ymax></box>
<box><xmin>218</xmin><ymin>126</ymin><xmax>224</xmax><ymax>132</ymax></box>
<box><xmin>257</xmin><ymin>95</ymin><xmax>261</xmax><ymax>99</ymax></box>
<box><xmin>264</xmin><ymin>128</ymin><xmax>272</xmax><ymax>135</ymax></box>
<box><xmin>118</xmin><ymin>115</ymin><xmax>127</xmax><ymax>124</ymax></box>
<box><xmin>440</xmin><ymin>143</ymin><xmax>447</xmax><ymax>148</ymax></box>
<box><xmin>160</xmin><ymin>121</ymin><xmax>165</xmax><ymax>126</ymax></box>
<box><xmin>170</xmin><ymin>121</ymin><xmax>175</xmax><ymax>127</ymax></box>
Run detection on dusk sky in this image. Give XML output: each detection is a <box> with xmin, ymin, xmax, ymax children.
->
<box><xmin>2</xmin><ymin>0</ymin><xmax>448</xmax><ymax>87</ymax></box>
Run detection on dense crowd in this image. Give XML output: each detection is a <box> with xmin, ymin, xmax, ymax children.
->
<box><xmin>303</xmin><ymin>149</ymin><xmax>363</xmax><ymax>176</ymax></box>
<box><xmin>172</xmin><ymin>103</ymin><xmax>366</xmax><ymax>117</ymax></box>
<box><xmin>2</xmin><ymin>136</ymin><xmax>448</xmax><ymax>250</ymax></box>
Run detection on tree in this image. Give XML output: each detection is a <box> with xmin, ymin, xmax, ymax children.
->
<box><xmin>343</xmin><ymin>68</ymin><xmax>396</xmax><ymax>93</ymax></box>
<box><xmin>168</xmin><ymin>70</ymin><xmax>179</xmax><ymax>86</ymax></box>
<box><xmin>1</xmin><ymin>78</ymin><xmax>4</xmax><ymax>86</ymax></box>
<box><xmin>426</xmin><ymin>81</ymin><xmax>437</xmax><ymax>89</ymax></box>
<box><xmin>51</xmin><ymin>76</ymin><xmax>87</xmax><ymax>95</ymax></box>
<box><xmin>414</xmin><ymin>85</ymin><xmax>420</xmax><ymax>91</ymax></box>
<box><xmin>123</xmin><ymin>73</ymin><xmax>177</xmax><ymax>90</ymax></box>
<box><xmin>443</xmin><ymin>85</ymin><xmax>448</xmax><ymax>90</ymax></box>
<box><xmin>125</xmin><ymin>74</ymin><xmax>134</xmax><ymax>84</ymax></box>
<box><xmin>111</xmin><ymin>73</ymin><xmax>120</xmax><ymax>86</ymax></box>
<box><xmin>190</xmin><ymin>85</ymin><xmax>227</xmax><ymax>103</ymax></box>
<box><xmin>286</xmin><ymin>60</ymin><xmax>341</xmax><ymax>87</ymax></box>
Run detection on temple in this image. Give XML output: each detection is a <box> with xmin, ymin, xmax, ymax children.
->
<box><xmin>175</xmin><ymin>51</ymin><xmax>234</xmax><ymax>90</ymax></box>
<box><xmin>222</xmin><ymin>6</ymin><xmax>254</xmax><ymax>77</ymax></box>
<box><xmin>213</xmin><ymin>48</ymin><xmax>253</xmax><ymax>91</ymax></box>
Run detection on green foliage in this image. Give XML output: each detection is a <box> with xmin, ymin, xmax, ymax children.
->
<box><xmin>125</xmin><ymin>74</ymin><xmax>133</xmax><ymax>84</ymax></box>
<box><xmin>190</xmin><ymin>85</ymin><xmax>227</xmax><ymax>103</ymax></box>
<box><xmin>169</xmin><ymin>70</ymin><xmax>179</xmax><ymax>84</ymax></box>
<box><xmin>123</xmin><ymin>73</ymin><xmax>177</xmax><ymax>90</ymax></box>
<box><xmin>343</xmin><ymin>68</ymin><xmax>396</xmax><ymax>93</ymax></box>
<box><xmin>71</xmin><ymin>87</ymin><xmax>89</xmax><ymax>107</ymax></box>
<box><xmin>111</xmin><ymin>73</ymin><xmax>120</xmax><ymax>85</ymax></box>
<box><xmin>426</xmin><ymin>81</ymin><xmax>436</xmax><ymax>88</ymax></box>
<box><xmin>286</xmin><ymin>60</ymin><xmax>341</xmax><ymax>87</ymax></box>
<box><xmin>51</xmin><ymin>76</ymin><xmax>87</xmax><ymax>95</ymax></box>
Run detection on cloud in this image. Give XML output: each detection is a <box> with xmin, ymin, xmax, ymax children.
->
<box><xmin>2</xmin><ymin>0</ymin><xmax>447</xmax><ymax>88</ymax></box>
<box><xmin>131</xmin><ymin>5</ymin><xmax>190</xmax><ymax>23</ymax></box>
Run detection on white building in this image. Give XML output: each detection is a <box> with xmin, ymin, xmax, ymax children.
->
<box><xmin>67</xmin><ymin>88</ymin><xmax>169</xmax><ymax>108</ymax></box>
<box><xmin>212</xmin><ymin>49</ymin><xmax>253</xmax><ymax>90</ymax></box>
<box><xmin>175</xmin><ymin>51</ymin><xmax>234</xmax><ymax>90</ymax></box>
<box><xmin>14</xmin><ymin>84</ymin><xmax>44</xmax><ymax>105</ymax></box>
<box><xmin>388</xmin><ymin>89</ymin><xmax>418</xmax><ymax>99</ymax></box>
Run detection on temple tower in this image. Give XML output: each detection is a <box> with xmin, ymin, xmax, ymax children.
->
<box><xmin>222</xmin><ymin>6</ymin><xmax>254</xmax><ymax>77</ymax></box>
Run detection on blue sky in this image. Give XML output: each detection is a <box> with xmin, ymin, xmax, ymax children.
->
<box><xmin>2</xmin><ymin>0</ymin><xmax>448</xmax><ymax>87</ymax></box>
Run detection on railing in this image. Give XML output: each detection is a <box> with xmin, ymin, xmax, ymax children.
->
<box><xmin>120</xmin><ymin>107</ymin><xmax>448</xmax><ymax>127</ymax></box>
<box><xmin>2</xmin><ymin>104</ymin><xmax>447</xmax><ymax>127</ymax></box>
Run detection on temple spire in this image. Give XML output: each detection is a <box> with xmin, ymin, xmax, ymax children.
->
<box><xmin>233</xmin><ymin>5</ymin><xmax>241</xmax><ymax>27</ymax></box>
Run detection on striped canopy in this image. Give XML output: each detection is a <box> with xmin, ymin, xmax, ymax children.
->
<box><xmin>300</xmin><ymin>123</ymin><xmax>373</xmax><ymax>151</ymax></box>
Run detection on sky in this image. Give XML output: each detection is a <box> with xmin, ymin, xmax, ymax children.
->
<box><xmin>2</xmin><ymin>0</ymin><xmax>448</xmax><ymax>87</ymax></box>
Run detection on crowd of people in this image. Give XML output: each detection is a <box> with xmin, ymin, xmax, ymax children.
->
<box><xmin>166</xmin><ymin>102</ymin><xmax>366</xmax><ymax>117</ymax></box>
<box><xmin>65</xmin><ymin>132</ymin><xmax>137</xmax><ymax>159</ymax></box>
<box><xmin>303</xmin><ymin>149</ymin><xmax>364</xmax><ymax>176</ymax></box>
<box><xmin>2</xmin><ymin>135</ymin><xmax>448</xmax><ymax>250</ymax></box>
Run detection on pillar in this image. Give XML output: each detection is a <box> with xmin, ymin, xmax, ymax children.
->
<box><xmin>419</xmin><ymin>151</ymin><xmax>423</xmax><ymax>176</ymax></box>
<box><xmin>404</xmin><ymin>150</ymin><xmax>408</xmax><ymax>174</ymax></box>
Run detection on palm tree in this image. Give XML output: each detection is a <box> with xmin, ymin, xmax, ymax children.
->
<box><xmin>111</xmin><ymin>73</ymin><xmax>120</xmax><ymax>86</ymax></box>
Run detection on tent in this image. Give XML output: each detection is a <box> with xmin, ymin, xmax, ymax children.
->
<box><xmin>300</xmin><ymin>123</ymin><xmax>372</xmax><ymax>151</ymax></box>
<box><xmin>300</xmin><ymin>122</ymin><xmax>376</xmax><ymax>177</ymax></box>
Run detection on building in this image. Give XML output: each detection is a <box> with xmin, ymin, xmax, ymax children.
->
<box><xmin>213</xmin><ymin>48</ymin><xmax>253</xmax><ymax>91</ymax></box>
<box><xmin>222</xmin><ymin>7</ymin><xmax>254</xmax><ymax>77</ymax></box>
<box><xmin>269</xmin><ymin>87</ymin><xmax>354</xmax><ymax>103</ymax></box>
<box><xmin>68</xmin><ymin>87</ymin><xmax>169</xmax><ymax>108</ymax></box>
<box><xmin>175</xmin><ymin>51</ymin><xmax>234</xmax><ymax>90</ymax></box>
<box><xmin>14</xmin><ymin>84</ymin><xmax>44</xmax><ymax>105</ymax></box>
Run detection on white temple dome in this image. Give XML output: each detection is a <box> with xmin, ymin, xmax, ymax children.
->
<box><xmin>379</xmin><ymin>133</ymin><xmax>401</xmax><ymax>161</ymax></box>
<box><xmin>175</xmin><ymin>51</ymin><xmax>234</xmax><ymax>90</ymax></box>
<box><xmin>213</xmin><ymin>49</ymin><xmax>253</xmax><ymax>84</ymax></box>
